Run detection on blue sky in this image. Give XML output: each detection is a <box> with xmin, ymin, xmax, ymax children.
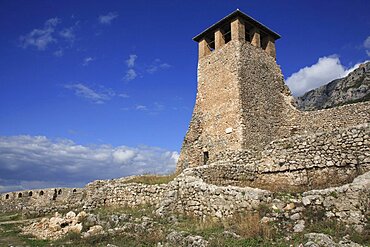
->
<box><xmin>0</xmin><ymin>0</ymin><xmax>369</xmax><ymax>192</ymax></box>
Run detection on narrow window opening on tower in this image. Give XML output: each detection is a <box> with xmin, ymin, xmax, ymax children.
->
<box><xmin>244</xmin><ymin>22</ymin><xmax>253</xmax><ymax>42</ymax></box>
<box><xmin>203</xmin><ymin>151</ymin><xmax>209</xmax><ymax>165</ymax></box>
<box><xmin>39</xmin><ymin>191</ymin><xmax>44</xmax><ymax>196</ymax></box>
<box><xmin>5</xmin><ymin>194</ymin><xmax>9</xmax><ymax>199</ymax></box>
<box><xmin>221</xmin><ymin>23</ymin><xmax>231</xmax><ymax>44</ymax></box>
<box><xmin>28</xmin><ymin>191</ymin><xmax>33</xmax><ymax>196</ymax></box>
<box><xmin>18</xmin><ymin>193</ymin><xmax>22</xmax><ymax>198</ymax></box>
<box><xmin>205</xmin><ymin>34</ymin><xmax>215</xmax><ymax>52</ymax></box>
<box><xmin>261</xmin><ymin>34</ymin><xmax>269</xmax><ymax>50</ymax></box>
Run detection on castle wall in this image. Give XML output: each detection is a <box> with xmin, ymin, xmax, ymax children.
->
<box><xmin>0</xmin><ymin>188</ymin><xmax>84</xmax><ymax>216</ymax></box>
<box><xmin>82</xmin><ymin>179</ymin><xmax>167</xmax><ymax>210</ymax></box>
<box><xmin>157</xmin><ymin>168</ymin><xmax>369</xmax><ymax>232</ymax></box>
<box><xmin>290</xmin><ymin>101</ymin><xmax>370</xmax><ymax>136</ymax></box>
<box><xmin>197</xmin><ymin>123</ymin><xmax>369</xmax><ymax>191</ymax></box>
<box><xmin>156</xmin><ymin>170</ymin><xmax>272</xmax><ymax>219</ymax></box>
<box><xmin>177</xmin><ymin>37</ymin><xmax>370</xmax><ymax>172</ymax></box>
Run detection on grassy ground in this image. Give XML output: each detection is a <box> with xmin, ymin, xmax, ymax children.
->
<box><xmin>0</xmin><ymin>206</ymin><xmax>368</xmax><ymax>247</ymax></box>
<box><xmin>122</xmin><ymin>174</ymin><xmax>177</xmax><ymax>185</ymax></box>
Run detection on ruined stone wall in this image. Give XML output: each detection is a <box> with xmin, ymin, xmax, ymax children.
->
<box><xmin>301</xmin><ymin>172</ymin><xmax>369</xmax><ymax>232</ymax></box>
<box><xmin>82</xmin><ymin>178</ymin><xmax>168</xmax><ymax>210</ymax></box>
<box><xmin>156</xmin><ymin>170</ymin><xmax>272</xmax><ymax>219</ymax></box>
<box><xmin>196</xmin><ymin>123</ymin><xmax>369</xmax><ymax>191</ymax></box>
<box><xmin>0</xmin><ymin>178</ymin><xmax>169</xmax><ymax>215</ymax></box>
<box><xmin>290</xmin><ymin>101</ymin><xmax>370</xmax><ymax>136</ymax></box>
<box><xmin>157</xmin><ymin>169</ymin><xmax>369</xmax><ymax>232</ymax></box>
<box><xmin>0</xmin><ymin>188</ymin><xmax>84</xmax><ymax>216</ymax></box>
<box><xmin>1</xmin><ymin>166</ymin><xmax>368</xmax><ymax>232</ymax></box>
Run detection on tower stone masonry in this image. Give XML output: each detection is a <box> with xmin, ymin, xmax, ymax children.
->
<box><xmin>176</xmin><ymin>10</ymin><xmax>295</xmax><ymax>171</ymax></box>
<box><xmin>176</xmin><ymin>10</ymin><xmax>370</xmax><ymax>173</ymax></box>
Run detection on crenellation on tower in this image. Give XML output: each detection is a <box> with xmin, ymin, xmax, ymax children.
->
<box><xmin>193</xmin><ymin>10</ymin><xmax>280</xmax><ymax>59</ymax></box>
<box><xmin>214</xmin><ymin>29</ymin><xmax>225</xmax><ymax>50</ymax></box>
<box><xmin>230</xmin><ymin>18</ymin><xmax>245</xmax><ymax>42</ymax></box>
<box><xmin>250</xmin><ymin>27</ymin><xmax>261</xmax><ymax>47</ymax></box>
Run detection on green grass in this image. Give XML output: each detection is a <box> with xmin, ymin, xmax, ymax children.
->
<box><xmin>92</xmin><ymin>204</ymin><xmax>156</xmax><ymax>219</ymax></box>
<box><xmin>0</xmin><ymin>223</ymin><xmax>50</xmax><ymax>247</ymax></box>
<box><xmin>48</xmin><ymin>232</ymin><xmax>162</xmax><ymax>247</ymax></box>
<box><xmin>304</xmin><ymin>219</ymin><xmax>369</xmax><ymax>245</ymax></box>
<box><xmin>122</xmin><ymin>174</ymin><xmax>176</xmax><ymax>185</ymax></box>
<box><xmin>0</xmin><ymin>212</ymin><xmax>23</xmax><ymax>222</ymax></box>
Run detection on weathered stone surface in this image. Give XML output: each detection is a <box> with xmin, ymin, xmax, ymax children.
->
<box><xmin>304</xmin><ymin>233</ymin><xmax>363</xmax><ymax>247</ymax></box>
<box><xmin>82</xmin><ymin>225</ymin><xmax>105</xmax><ymax>238</ymax></box>
<box><xmin>22</xmin><ymin>211</ymin><xmax>86</xmax><ymax>240</ymax></box>
<box><xmin>177</xmin><ymin>36</ymin><xmax>370</xmax><ymax>174</ymax></box>
<box><xmin>166</xmin><ymin>230</ymin><xmax>209</xmax><ymax>247</ymax></box>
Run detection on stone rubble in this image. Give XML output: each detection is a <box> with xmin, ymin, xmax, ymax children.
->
<box><xmin>304</xmin><ymin>233</ymin><xmax>363</xmax><ymax>247</ymax></box>
<box><xmin>22</xmin><ymin>211</ymin><xmax>85</xmax><ymax>240</ymax></box>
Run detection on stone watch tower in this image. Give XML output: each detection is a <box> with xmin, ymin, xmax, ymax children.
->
<box><xmin>177</xmin><ymin>10</ymin><xmax>295</xmax><ymax>171</ymax></box>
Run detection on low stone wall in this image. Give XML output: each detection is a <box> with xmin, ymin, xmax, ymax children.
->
<box><xmin>156</xmin><ymin>170</ymin><xmax>272</xmax><ymax>219</ymax></box>
<box><xmin>82</xmin><ymin>178</ymin><xmax>168</xmax><ymax>210</ymax></box>
<box><xmin>0</xmin><ymin>187</ymin><xmax>84</xmax><ymax>216</ymax></box>
<box><xmin>199</xmin><ymin>123</ymin><xmax>369</xmax><ymax>191</ymax></box>
<box><xmin>301</xmin><ymin>171</ymin><xmax>370</xmax><ymax>232</ymax></box>
<box><xmin>292</xmin><ymin>101</ymin><xmax>370</xmax><ymax>137</ymax></box>
<box><xmin>1</xmin><ymin>170</ymin><xmax>368</xmax><ymax>233</ymax></box>
<box><xmin>156</xmin><ymin>169</ymin><xmax>369</xmax><ymax>232</ymax></box>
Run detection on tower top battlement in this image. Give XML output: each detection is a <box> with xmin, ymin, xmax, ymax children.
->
<box><xmin>193</xmin><ymin>10</ymin><xmax>280</xmax><ymax>59</ymax></box>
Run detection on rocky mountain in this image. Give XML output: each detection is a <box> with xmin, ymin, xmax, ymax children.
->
<box><xmin>296</xmin><ymin>62</ymin><xmax>370</xmax><ymax>111</ymax></box>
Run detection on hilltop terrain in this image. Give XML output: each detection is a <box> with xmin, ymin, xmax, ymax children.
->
<box><xmin>296</xmin><ymin>62</ymin><xmax>370</xmax><ymax>111</ymax></box>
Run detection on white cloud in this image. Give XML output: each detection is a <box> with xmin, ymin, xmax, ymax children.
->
<box><xmin>147</xmin><ymin>59</ymin><xmax>171</xmax><ymax>73</ymax></box>
<box><xmin>126</xmin><ymin>54</ymin><xmax>137</xmax><ymax>68</ymax></box>
<box><xmin>65</xmin><ymin>83</ymin><xmax>115</xmax><ymax>104</ymax></box>
<box><xmin>19</xmin><ymin>17</ymin><xmax>60</xmax><ymax>50</ymax></box>
<box><xmin>136</xmin><ymin>105</ymin><xmax>147</xmax><ymax>111</ymax></box>
<box><xmin>364</xmin><ymin>36</ymin><xmax>370</xmax><ymax>57</ymax></box>
<box><xmin>123</xmin><ymin>55</ymin><xmax>138</xmax><ymax>81</ymax></box>
<box><xmin>122</xmin><ymin>102</ymin><xmax>166</xmax><ymax>114</ymax></box>
<box><xmin>59</xmin><ymin>26</ymin><xmax>76</xmax><ymax>42</ymax></box>
<box><xmin>0</xmin><ymin>135</ymin><xmax>178</xmax><ymax>193</ymax></box>
<box><xmin>19</xmin><ymin>18</ymin><xmax>80</xmax><ymax>53</ymax></box>
<box><xmin>82</xmin><ymin>57</ymin><xmax>95</xmax><ymax>66</ymax></box>
<box><xmin>99</xmin><ymin>12</ymin><xmax>119</xmax><ymax>24</ymax></box>
<box><xmin>113</xmin><ymin>149</ymin><xmax>136</xmax><ymax>163</ymax></box>
<box><xmin>122</xmin><ymin>55</ymin><xmax>171</xmax><ymax>81</ymax></box>
<box><xmin>45</xmin><ymin>18</ymin><xmax>60</xmax><ymax>26</ymax></box>
<box><xmin>118</xmin><ymin>93</ymin><xmax>130</xmax><ymax>98</ymax></box>
<box><xmin>286</xmin><ymin>56</ymin><xmax>368</xmax><ymax>96</ymax></box>
<box><xmin>53</xmin><ymin>49</ymin><xmax>64</xmax><ymax>57</ymax></box>
<box><xmin>124</xmin><ymin>68</ymin><xmax>137</xmax><ymax>81</ymax></box>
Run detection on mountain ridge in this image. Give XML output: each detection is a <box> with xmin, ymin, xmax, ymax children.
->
<box><xmin>296</xmin><ymin>61</ymin><xmax>370</xmax><ymax>111</ymax></box>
